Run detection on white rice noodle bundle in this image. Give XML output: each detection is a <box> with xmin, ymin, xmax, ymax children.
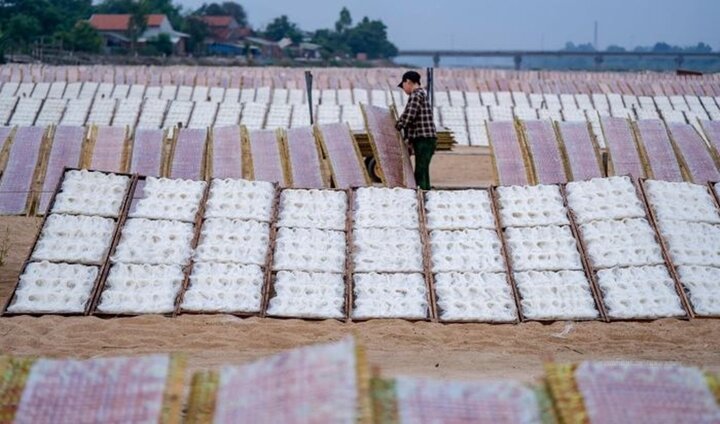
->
<box><xmin>656</xmin><ymin>220</ymin><xmax>720</xmax><ymax>267</ymax></box>
<box><xmin>266</xmin><ymin>271</ymin><xmax>345</xmax><ymax>319</ymax></box>
<box><xmin>514</xmin><ymin>270</ymin><xmax>599</xmax><ymax>320</ymax></box>
<box><xmin>194</xmin><ymin>218</ymin><xmax>269</xmax><ymax>265</ymax></box>
<box><xmin>7</xmin><ymin>261</ymin><xmax>98</xmax><ymax>313</ymax></box>
<box><xmin>278</xmin><ymin>189</ymin><xmax>347</xmax><ymax>230</ymax></box>
<box><xmin>353</xmin><ymin>228</ymin><xmax>423</xmax><ymax>272</ymax></box>
<box><xmin>424</xmin><ymin>190</ymin><xmax>495</xmax><ymax>230</ymax></box>
<box><xmin>97</xmin><ymin>263</ymin><xmax>184</xmax><ymax>314</ymax></box>
<box><xmin>112</xmin><ymin>218</ymin><xmax>195</xmax><ymax>266</ymax></box>
<box><xmin>434</xmin><ymin>272</ymin><xmax>516</xmax><ymax>322</ymax></box>
<box><xmin>504</xmin><ymin>226</ymin><xmax>582</xmax><ymax>271</ymax></box>
<box><xmin>352</xmin><ymin>273</ymin><xmax>427</xmax><ymax>319</ymax></box>
<box><xmin>496</xmin><ymin>184</ymin><xmax>569</xmax><ymax>227</ymax></box>
<box><xmin>580</xmin><ymin>218</ymin><xmax>663</xmax><ymax>269</ymax></box>
<box><xmin>204</xmin><ymin>178</ymin><xmax>275</xmax><ymax>221</ymax></box>
<box><xmin>430</xmin><ymin>229</ymin><xmax>505</xmax><ymax>273</ymax></box>
<box><xmin>273</xmin><ymin>228</ymin><xmax>346</xmax><ymax>273</ymax></box>
<box><xmin>32</xmin><ymin>214</ymin><xmax>115</xmax><ymax>264</ymax></box>
<box><xmin>130</xmin><ymin>177</ymin><xmax>206</xmax><ymax>222</ymax></box>
<box><xmin>645</xmin><ymin>180</ymin><xmax>720</xmax><ymax>223</ymax></box>
<box><xmin>566</xmin><ymin>176</ymin><xmax>645</xmax><ymax>223</ymax></box>
<box><xmin>596</xmin><ymin>265</ymin><xmax>685</xmax><ymax>319</ymax></box>
<box><xmin>354</xmin><ymin>187</ymin><xmax>418</xmax><ymax>229</ymax></box>
<box><xmin>52</xmin><ymin>170</ymin><xmax>130</xmax><ymax>217</ymax></box>
<box><xmin>676</xmin><ymin>265</ymin><xmax>720</xmax><ymax>316</ymax></box>
<box><xmin>182</xmin><ymin>263</ymin><xmax>264</xmax><ymax>313</ymax></box>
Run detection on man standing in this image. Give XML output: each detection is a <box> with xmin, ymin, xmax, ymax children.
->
<box><xmin>395</xmin><ymin>70</ymin><xmax>437</xmax><ymax>190</ymax></box>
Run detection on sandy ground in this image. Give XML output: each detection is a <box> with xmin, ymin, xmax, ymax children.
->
<box><xmin>1</xmin><ymin>152</ymin><xmax>719</xmax><ymax>384</ymax></box>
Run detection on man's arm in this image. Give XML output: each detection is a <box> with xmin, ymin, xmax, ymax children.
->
<box><xmin>395</xmin><ymin>92</ymin><xmax>420</xmax><ymax>131</ymax></box>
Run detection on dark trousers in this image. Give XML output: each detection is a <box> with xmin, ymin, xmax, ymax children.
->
<box><xmin>411</xmin><ymin>137</ymin><xmax>437</xmax><ymax>190</ymax></box>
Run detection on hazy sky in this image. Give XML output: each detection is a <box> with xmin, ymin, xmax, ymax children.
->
<box><xmin>174</xmin><ymin>0</ymin><xmax>719</xmax><ymax>51</ymax></box>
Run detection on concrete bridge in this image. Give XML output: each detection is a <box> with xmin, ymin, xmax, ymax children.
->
<box><xmin>395</xmin><ymin>50</ymin><xmax>720</xmax><ymax>69</ymax></box>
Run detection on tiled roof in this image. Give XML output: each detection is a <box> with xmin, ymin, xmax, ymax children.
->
<box><xmin>199</xmin><ymin>16</ymin><xmax>234</xmax><ymax>27</ymax></box>
<box><xmin>89</xmin><ymin>14</ymin><xmax>166</xmax><ymax>31</ymax></box>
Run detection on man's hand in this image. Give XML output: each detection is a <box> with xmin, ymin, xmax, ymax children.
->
<box><xmin>406</xmin><ymin>142</ymin><xmax>414</xmax><ymax>156</ymax></box>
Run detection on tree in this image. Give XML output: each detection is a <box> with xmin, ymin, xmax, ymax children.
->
<box><xmin>345</xmin><ymin>17</ymin><xmax>397</xmax><ymax>59</ymax></box>
<box><xmin>652</xmin><ymin>42</ymin><xmax>681</xmax><ymax>53</ymax></box>
<box><xmin>312</xmin><ymin>8</ymin><xmax>397</xmax><ymax>59</ymax></box>
<box><xmin>50</xmin><ymin>0</ymin><xmax>94</xmax><ymax>33</ymax></box>
<box><xmin>562</xmin><ymin>42</ymin><xmax>595</xmax><ymax>52</ymax></box>
<box><xmin>605</xmin><ymin>45</ymin><xmax>626</xmax><ymax>52</ymax></box>
<box><xmin>0</xmin><ymin>0</ymin><xmax>93</xmax><ymax>48</ymax></box>
<box><xmin>127</xmin><ymin>0</ymin><xmax>148</xmax><ymax>54</ymax></box>
<box><xmin>144</xmin><ymin>0</ymin><xmax>183</xmax><ymax>28</ymax></box>
<box><xmin>4</xmin><ymin>14</ymin><xmax>41</xmax><ymax>47</ymax></box>
<box><xmin>335</xmin><ymin>7</ymin><xmax>352</xmax><ymax>34</ymax></box>
<box><xmin>61</xmin><ymin>21</ymin><xmax>103</xmax><ymax>52</ymax></box>
<box><xmin>148</xmin><ymin>33</ymin><xmax>173</xmax><ymax>55</ymax></box>
<box><xmin>182</xmin><ymin>17</ymin><xmax>210</xmax><ymax>55</ymax></box>
<box><xmin>685</xmin><ymin>42</ymin><xmax>712</xmax><ymax>53</ymax></box>
<box><xmin>264</xmin><ymin>15</ymin><xmax>302</xmax><ymax>43</ymax></box>
<box><xmin>312</xmin><ymin>28</ymin><xmax>347</xmax><ymax>58</ymax></box>
<box><xmin>195</xmin><ymin>2</ymin><xmax>248</xmax><ymax>27</ymax></box>
<box><xmin>93</xmin><ymin>0</ymin><xmax>135</xmax><ymax>13</ymax></box>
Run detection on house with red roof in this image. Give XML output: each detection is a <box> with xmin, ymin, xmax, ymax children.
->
<box><xmin>88</xmin><ymin>14</ymin><xmax>189</xmax><ymax>55</ymax></box>
<box><xmin>198</xmin><ymin>15</ymin><xmax>251</xmax><ymax>44</ymax></box>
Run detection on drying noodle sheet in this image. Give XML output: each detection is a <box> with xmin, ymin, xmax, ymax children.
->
<box><xmin>496</xmin><ymin>185</ymin><xmax>569</xmax><ymax>227</ymax></box>
<box><xmin>394</xmin><ymin>377</ymin><xmax>542</xmax><ymax>424</ymax></box>
<box><xmin>434</xmin><ymin>272</ymin><xmax>516</xmax><ymax>322</ymax></box>
<box><xmin>580</xmin><ymin>218</ymin><xmax>664</xmax><ymax>269</ymax></box>
<box><xmin>267</xmin><ymin>271</ymin><xmax>345</xmax><ymax>319</ymax></box>
<box><xmin>8</xmin><ymin>261</ymin><xmax>98</xmax><ymax>313</ymax></box>
<box><xmin>204</xmin><ymin>179</ymin><xmax>275</xmax><ymax>221</ymax></box>
<box><xmin>644</xmin><ymin>180</ymin><xmax>720</xmax><ymax>223</ymax></box>
<box><xmin>514</xmin><ymin>270</ymin><xmax>599</xmax><ymax>320</ymax></box>
<box><xmin>14</xmin><ymin>355</ymin><xmax>174</xmax><ymax>424</ymax></box>
<box><xmin>424</xmin><ymin>190</ymin><xmax>495</xmax><ymax>230</ymax></box>
<box><xmin>130</xmin><ymin>177</ymin><xmax>206</xmax><ymax>222</ymax></box>
<box><xmin>676</xmin><ymin>266</ymin><xmax>720</xmax><ymax>315</ymax></box>
<box><xmin>194</xmin><ymin>218</ymin><xmax>269</xmax><ymax>265</ymax></box>
<box><xmin>656</xmin><ymin>220</ymin><xmax>720</xmax><ymax>267</ymax></box>
<box><xmin>353</xmin><ymin>187</ymin><xmax>418</xmax><ymax>229</ymax></box>
<box><xmin>352</xmin><ymin>273</ymin><xmax>427</xmax><ymax>319</ymax></box>
<box><xmin>596</xmin><ymin>266</ymin><xmax>684</xmax><ymax>319</ymax></box>
<box><xmin>575</xmin><ymin>361</ymin><xmax>720</xmax><ymax>424</ymax></box>
<box><xmin>213</xmin><ymin>337</ymin><xmax>360</xmax><ymax>423</ymax></box>
<box><xmin>51</xmin><ymin>170</ymin><xmax>130</xmax><ymax>217</ymax></box>
<box><xmin>504</xmin><ymin>226</ymin><xmax>582</xmax><ymax>271</ymax></box>
<box><xmin>32</xmin><ymin>214</ymin><xmax>115</xmax><ymax>264</ymax></box>
<box><xmin>273</xmin><ymin>228</ymin><xmax>345</xmax><ymax>273</ymax></box>
<box><xmin>112</xmin><ymin>218</ymin><xmax>195</xmax><ymax>266</ymax></box>
<box><xmin>565</xmin><ymin>176</ymin><xmax>646</xmax><ymax>224</ymax></box>
<box><xmin>278</xmin><ymin>189</ymin><xmax>347</xmax><ymax>230</ymax></box>
<box><xmin>430</xmin><ymin>229</ymin><xmax>505</xmax><ymax>273</ymax></box>
<box><xmin>182</xmin><ymin>263</ymin><xmax>264</xmax><ymax>313</ymax></box>
<box><xmin>353</xmin><ymin>228</ymin><xmax>423</xmax><ymax>272</ymax></box>
<box><xmin>98</xmin><ymin>264</ymin><xmax>184</xmax><ymax>314</ymax></box>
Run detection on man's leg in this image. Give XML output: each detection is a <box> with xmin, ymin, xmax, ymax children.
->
<box><xmin>413</xmin><ymin>137</ymin><xmax>436</xmax><ymax>190</ymax></box>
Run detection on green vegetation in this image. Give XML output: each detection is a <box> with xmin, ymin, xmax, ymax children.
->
<box><xmin>0</xmin><ymin>0</ymin><xmax>399</xmax><ymax>60</ymax></box>
<box><xmin>311</xmin><ymin>8</ymin><xmax>398</xmax><ymax>59</ymax></box>
<box><xmin>526</xmin><ymin>41</ymin><xmax>718</xmax><ymax>72</ymax></box>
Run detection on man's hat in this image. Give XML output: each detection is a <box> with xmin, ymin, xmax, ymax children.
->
<box><xmin>398</xmin><ymin>71</ymin><xmax>421</xmax><ymax>88</ymax></box>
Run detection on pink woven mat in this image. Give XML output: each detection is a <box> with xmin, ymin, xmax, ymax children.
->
<box><xmin>394</xmin><ymin>377</ymin><xmax>541</xmax><ymax>424</ymax></box>
<box><xmin>214</xmin><ymin>337</ymin><xmax>359</xmax><ymax>423</ymax></box>
<box><xmin>14</xmin><ymin>354</ymin><xmax>171</xmax><ymax>424</ymax></box>
<box><xmin>575</xmin><ymin>361</ymin><xmax>720</xmax><ymax>424</ymax></box>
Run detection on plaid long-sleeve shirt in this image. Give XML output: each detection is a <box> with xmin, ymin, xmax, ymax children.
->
<box><xmin>395</xmin><ymin>88</ymin><xmax>437</xmax><ymax>140</ymax></box>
